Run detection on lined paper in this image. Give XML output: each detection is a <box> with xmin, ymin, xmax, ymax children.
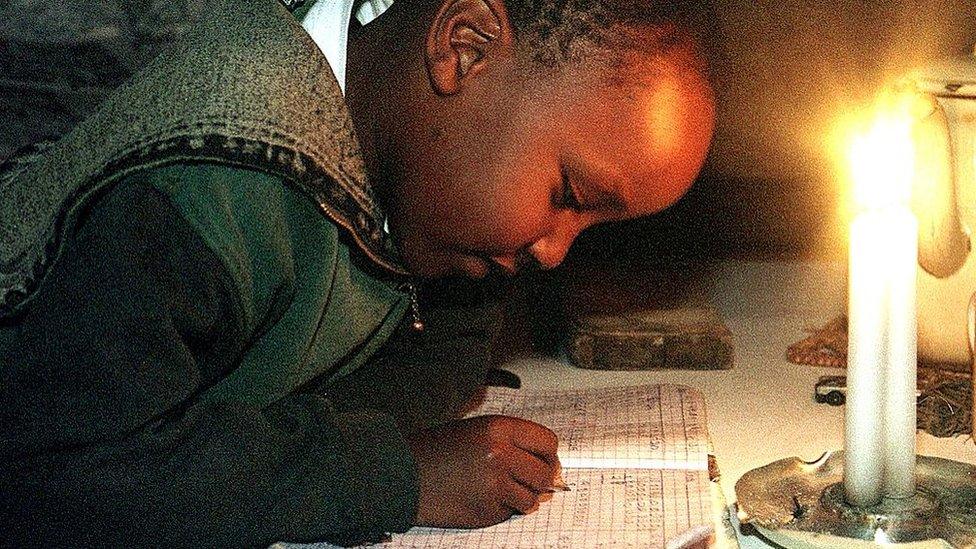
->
<box><xmin>466</xmin><ymin>384</ymin><xmax>709</xmax><ymax>471</ymax></box>
<box><xmin>384</xmin><ymin>468</ymin><xmax>710</xmax><ymax>548</ymax></box>
<box><xmin>279</xmin><ymin>384</ymin><xmax>715</xmax><ymax>549</ymax></box>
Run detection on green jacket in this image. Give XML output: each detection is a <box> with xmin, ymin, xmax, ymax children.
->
<box><xmin>0</xmin><ymin>0</ymin><xmax>502</xmax><ymax>546</ymax></box>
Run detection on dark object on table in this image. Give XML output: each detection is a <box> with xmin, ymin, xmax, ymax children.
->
<box><xmin>567</xmin><ymin>307</ymin><xmax>734</xmax><ymax>371</ymax></box>
<box><xmin>814</xmin><ymin>375</ymin><xmax>849</xmax><ymax>406</ymax></box>
<box><xmin>506</xmin><ymin>258</ymin><xmax>736</xmax><ymax>370</ymax></box>
<box><xmin>484</xmin><ymin>368</ymin><xmax>521</xmax><ymax>389</ymax></box>
<box><xmin>558</xmin><ymin>260</ymin><xmax>734</xmax><ymax>371</ymax></box>
<box><xmin>813</xmin><ymin>375</ymin><xmax>927</xmax><ymax>407</ymax></box>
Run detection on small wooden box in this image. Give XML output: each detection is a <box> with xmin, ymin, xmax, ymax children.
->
<box><xmin>567</xmin><ymin>306</ymin><xmax>734</xmax><ymax>371</ymax></box>
<box><xmin>551</xmin><ymin>260</ymin><xmax>735</xmax><ymax>371</ymax></box>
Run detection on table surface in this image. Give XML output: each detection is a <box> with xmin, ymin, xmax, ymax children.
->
<box><xmin>499</xmin><ymin>260</ymin><xmax>976</xmax><ymax>548</ymax></box>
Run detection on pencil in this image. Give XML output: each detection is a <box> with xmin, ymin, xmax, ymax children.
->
<box><xmin>541</xmin><ymin>472</ymin><xmax>571</xmax><ymax>492</ymax></box>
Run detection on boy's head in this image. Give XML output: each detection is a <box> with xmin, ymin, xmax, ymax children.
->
<box><xmin>345</xmin><ymin>0</ymin><xmax>715</xmax><ymax>278</ymax></box>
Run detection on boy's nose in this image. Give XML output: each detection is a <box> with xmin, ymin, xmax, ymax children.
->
<box><xmin>528</xmin><ymin>231</ymin><xmax>576</xmax><ymax>270</ymax></box>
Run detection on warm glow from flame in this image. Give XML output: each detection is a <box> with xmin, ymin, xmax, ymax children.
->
<box><xmin>832</xmin><ymin>86</ymin><xmax>955</xmax><ymax>230</ymax></box>
<box><xmin>849</xmin><ymin>119</ymin><xmax>915</xmax><ymax>209</ymax></box>
<box><xmin>845</xmin><ymin>95</ymin><xmax>917</xmax><ymax>212</ymax></box>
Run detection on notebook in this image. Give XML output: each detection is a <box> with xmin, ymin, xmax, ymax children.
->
<box><xmin>279</xmin><ymin>384</ymin><xmax>736</xmax><ymax>548</ymax></box>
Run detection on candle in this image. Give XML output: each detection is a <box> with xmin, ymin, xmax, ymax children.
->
<box><xmin>883</xmin><ymin>207</ymin><xmax>917</xmax><ymax>499</ymax></box>
<box><xmin>843</xmin><ymin>106</ymin><xmax>918</xmax><ymax>506</ymax></box>
<box><xmin>845</xmin><ymin>211</ymin><xmax>888</xmax><ymax>506</ymax></box>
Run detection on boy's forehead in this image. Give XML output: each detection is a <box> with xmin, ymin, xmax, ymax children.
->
<box><xmin>558</xmin><ymin>64</ymin><xmax>714</xmax><ymax>216</ymax></box>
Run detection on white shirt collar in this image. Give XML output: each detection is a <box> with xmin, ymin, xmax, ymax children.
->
<box><xmin>300</xmin><ymin>0</ymin><xmax>394</xmax><ymax>95</ymax></box>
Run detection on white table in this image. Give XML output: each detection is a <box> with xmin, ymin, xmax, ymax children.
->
<box><xmin>499</xmin><ymin>260</ymin><xmax>976</xmax><ymax>548</ymax></box>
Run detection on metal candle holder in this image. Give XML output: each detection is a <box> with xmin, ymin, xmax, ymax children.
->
<box><xmin>735</xmin><ymin>451</ymin><xmax>976</xmax><ymax>548</ymax></box>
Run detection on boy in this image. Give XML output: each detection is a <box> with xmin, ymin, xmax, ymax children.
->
<box><xmin>0</xmin><ymin>0</ymin><xmax>714</xmax><ymax>546</ymax></box>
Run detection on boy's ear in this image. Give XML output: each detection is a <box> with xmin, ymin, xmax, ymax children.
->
<box><xmin>425</xmin><ymin>0</ymin><xmax>513</xmax><ymax>96</ymax></box>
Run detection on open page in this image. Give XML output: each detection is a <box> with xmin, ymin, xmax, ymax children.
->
<box><xmin>386</xmin><ymin>468</ymin><xmax>712</xmax><ymax>548</ymax></box>
<box><xmin>279</xmin><ymin>384</ymin><xmax>717</xmax><ymax>549</ymax></box>
<box><xmin>465</xmin><ymin>384</ymin><xmax>709</xmax><ymax>470</ymax></box>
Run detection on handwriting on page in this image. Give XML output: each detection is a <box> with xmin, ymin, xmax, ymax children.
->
<box><xmin>276</xmin><ymin>384</ymin><xmax>716</xmax><ymax>549</ymax></box>
<box><xmin>387</xmin><ymin>468</ymin><xmax>711</xmax><ymax>549</ymax></box>
<box><xmin>466</xmin><ymin>384</ymin><xmax>709</xmax><ymax>471</ymax></box>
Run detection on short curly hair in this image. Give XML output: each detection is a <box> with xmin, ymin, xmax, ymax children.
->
<box><xmin>505</xmin><ymin>0</ymin><xmax>711</xmax><ymax>73</ymax></box>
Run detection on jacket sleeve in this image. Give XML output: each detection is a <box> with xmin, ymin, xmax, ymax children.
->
<box><xmin>312</xmin><ymin>276</ymin><xmax>507</xmax><ymax>434</ymax></box>
<box><xmin>0</xmin><ymin>181</ymin><xmax>418</xmax><ymax>548</ymax></box>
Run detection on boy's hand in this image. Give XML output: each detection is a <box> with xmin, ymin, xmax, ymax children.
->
<box><xmin>406</xmin><ymin>415</ymin><xmax>560</xmax><ymax>528</ymax></box>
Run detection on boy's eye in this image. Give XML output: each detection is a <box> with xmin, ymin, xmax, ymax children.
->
<box><xmin>559</xmin><ymin>170</ymin><xmax>585</xmax><ymax>213</ymax></box>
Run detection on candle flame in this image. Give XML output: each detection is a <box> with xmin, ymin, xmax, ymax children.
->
<box><xmin>846</xmin><ymin>93</ymin><xmax>917</xmax><ymax>212</ymax></box>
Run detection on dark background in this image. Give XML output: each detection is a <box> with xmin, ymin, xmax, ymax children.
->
<box><xmin>2</xmin><ymin>1</ymin><xmax>975</xmax><ymax>261</ymax></box>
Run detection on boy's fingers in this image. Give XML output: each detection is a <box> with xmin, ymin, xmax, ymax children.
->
<box><xmin>509</xmin><ymin>422</ymin><xmax>559</xmax><ymax>464</ymax></box>
<box><xmin>507</xmin><ymin>450</ymin><xmax>557</xmax><ymax>492</ymax></box>
<box><xmin>502</xmin><ymin>479</ymin><xmax>541</xmax><ymax>515</ymax></box>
